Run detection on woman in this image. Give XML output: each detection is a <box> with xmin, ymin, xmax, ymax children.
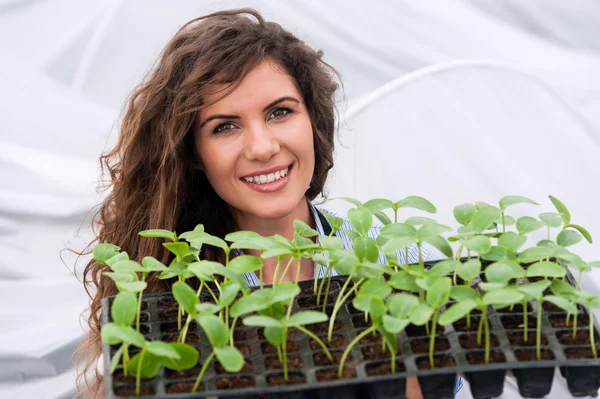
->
<box><xmin>76</xmin><ymin>8</ymin><xmax>456</xmax><ymax>398</ymax></box>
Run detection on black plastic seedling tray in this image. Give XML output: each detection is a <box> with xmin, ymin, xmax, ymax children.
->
<box><xmin>102</xmin><ymin>265</ymin><xmax>600</xmax><ymax>399</ymax></box>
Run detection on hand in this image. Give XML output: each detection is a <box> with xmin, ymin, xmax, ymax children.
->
<box><xmin>406</xmin><ymin>376</ymin><xmax>424</xmax><ymax>399</ymax></box>
<box><xmin>96</xmin><ymin>353</ymin><xmax>104</xmax><ymax>377</ymax></box>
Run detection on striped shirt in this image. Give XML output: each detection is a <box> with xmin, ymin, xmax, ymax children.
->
<box><xmin>240</xmin><ymin>202</ymin><xmax>463</xmax><ymax>395</ymax></box>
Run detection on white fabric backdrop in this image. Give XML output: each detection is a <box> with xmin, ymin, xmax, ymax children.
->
<box><xmin>1</xmin><ymin>1</ymin><xmax>599</xmax><ymax>398</ymax></box>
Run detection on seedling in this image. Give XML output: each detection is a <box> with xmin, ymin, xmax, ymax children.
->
<box><xmin>573</xmin><ymin>291</ymin><xmax>600</xmax><ymax>358</ymax></box>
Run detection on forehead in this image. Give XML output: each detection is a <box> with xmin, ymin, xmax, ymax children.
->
<box><xmin>201</xmin><ymin>60</ymin><xmax>303</xmax><ymax>114</ymax></box>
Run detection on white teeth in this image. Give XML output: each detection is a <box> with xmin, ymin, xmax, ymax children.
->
<box><xmin>243</xmin><ymin>166</ymin><xmax>290</xmax><ymax>185</ymax></box>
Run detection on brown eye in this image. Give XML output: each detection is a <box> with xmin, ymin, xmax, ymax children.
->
<box><xmin>270</xmin><ymin>107</ymin><xmax>292</xmax><ymax>119</ymax></box>
<box><xmin>213</xmin><ymin>122</ymin><xmax>236</xmax><ymax>134</ymax></box>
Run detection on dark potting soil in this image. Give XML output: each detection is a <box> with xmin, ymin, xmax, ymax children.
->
<box><xmin>500</xmin><ymin>314</ymin><xmax>536</xmax><ymax>329</ymax></box>
<box><xmin>260</xmin><ymin>340</ymin><xmax>299</xmax><ymax>354</ymax></box>
<box><xmin>565</xmin><ymin>347</ymin><xmax>598</xmax><ymax>359</ymax></box>
<box><xmin>313</xmin><ymin>350</ymin><xmax>348</xmax><ymax>366</ymax></box>
<box><xmin>113</xmin><ymin>369</ymin><xmax>136</xmax><ymax>384</ymax></box>
<box><xmin>315</xmin><ymin>367</ymin><xmax>357</xmax><ymax>381</ymax></box>
<box><xmin>233</xmin><ymin>328</ymin><xmax>250</xmax><ymax>341</ymax></box>
<box><xmin>299</xmin><ymin>280</ymin><xmax>340</xmax><ymax>296</ymax></box>
<box><xmin>266</xmin><ymin>372</ymin><xmax>307</xmax><ymax>386</ymax></box>
<box><xmin>556</xmin><ymin>330</ymin><xmax>598</xmax><ymax>346</ymax></box>
<box><xmin>352</xmin><ymin>315</ymin><xmax>370</xmax><ymax>328</ymax></box>
<box><xmin>215</xmin><ymin>375</ymin><xmax>256</xmax><ymax>390</ymax></box>
<box><xmin>114</xmin><ymin>385</ymin><xmax>155</xmax><ymax>395</ymax></box>
<box><xmin>410</xmin><ymin>337</ymin><xmax>451</xmax><ymax>354</ymax></box>
<box><xmin>158</xmin><ymin>309</ymin><xmax>179</xmax><ymax>321</ymax></box>
<box><xmin>416</xmin><ymin>355</ymin><xmax>456</xmax><ymax>369</ymax></box>
<box><xmin>543</xmin><ymin>301</ymin><xmax>581</xmax><ymax>313</ymax></box>
<box><xmin>458</xmin><ymin>333</ymin><xmax>499</xmax><ymax>349</ymax></box>
<box><xmin>158</xmin><ymin>298</ymin><xmax>178</xmax><ymax>309</ymax></box>
<box><xmin>236</xmin><ymin>343</ymin><xmax>252</xmax><ymax>357</ymax></box>
<box><xmin>306</xmin><ymin>320</ymin><xmax>342</xmax><ymax>334</ymax></box>
<box><xmin>362</xmin><ymin>343</ymin><xmax>392</xmax><ymax>360</ymax></box>
<box><xmin>161</xmin><ymin>322</ymin><xmax>197</xmax><ymax>334</ymax></box>
<box><xmin>365</xmin><ymin>360</ymin><xmax>406</xmax><ymax>376</ymax></box>
<box><xmin>257</xmin><ymin>327</ymin><xmax>294</xmax><ymax>340</ymax></box>
<box><xmin>164</xmin><ymin>364</ymin><xmax>202</xmax><ymax>379</ymax></box>
<box><xmin>217</xmin><ymin>359</ymin><xmax>253</xmax><ymax>374</ymax></box>
<box><xmin>514</xmin><ymin>348</ymin><xmax>555</xmax><ymax>361</ymax></box>
<box><xmin>549</xmin><ymin>314</ymin><xmax>588</xmax><ymax>328</ymax></box>
<box><xmin>297</xmin><ymin>295</ymin><xmax>335</xmax><ymax>308</ymax></box>
<box><xmin>137</xmin><ymin>324</ymin><xmax>150</xmax><ymax>335</ymax></box>
<box><xmin>466</xmin><ymin>350</ymin><xmax>506</xmax><ymax>364</ymax></box>
<box><xmin>138</xmin><ymin>312</ymin><xmax>149</xmax><ymax>323</ymax></box>
<box><xmin>507</xmin><ymin>331</ymin><xmax>548</xmax><ymax>347</ymax></box>
<box><xmin>166</xmin><ymin>381</ymin><xmax>203</xmax><ymax>393</ymax></box>
<box><xmin>162</xmin><ymin>333</ymin><xmax>200</xmax><ymax>345</ymax></box>
<box><xmin>347</xmin><ymin>303</ymin><xmax>363</xmax><ymax>315</ymax></box>
<box><xmin>406</xmin><ymin>323</ymin><xmax>445</xmax><ymax>337</ymax></box>
<box><xmin>497</xmin><ymin>303</ymin><xmax>533</xmax><ymax>314</ymax></box>
<box><xmin>264</xmin><ymin>354</ymin><xmax>303</xmax><ymax>370</ymax></box>
<box><xmin>309</xmin><ymin>334</ymin><xmax>348</xmax><ymax>349</ymax></box>
<box><xmin>452</xmin><ymin>317</ymin><xmax>485</xmax><ymax>333</ymax></box>
<box><xmin>359</xmin><ymin>330</ymin><xmax>383</xmax><ymax>345</ymax></box>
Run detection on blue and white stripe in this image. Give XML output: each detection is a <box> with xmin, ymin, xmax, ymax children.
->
<box><xmin>238</xmin><ymin>202</ymin><xmax>463</xmax><ymax>395</ymax></box>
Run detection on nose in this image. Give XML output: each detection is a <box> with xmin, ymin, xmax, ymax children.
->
<box><xmin>242</xmin><ymin>121</ymin><xmax>280</xmax><ymax>162</ymax></box>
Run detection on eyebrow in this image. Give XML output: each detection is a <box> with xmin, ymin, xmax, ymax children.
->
<box><xmin>198</xmin><ymin>96</ymin><xmax>300</xmax><ymax>129</ymax></box>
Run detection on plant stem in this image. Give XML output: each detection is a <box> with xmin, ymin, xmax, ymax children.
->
<box><xmin>418</xmin><ymin>242</ymin><xmax>424</xmax><ymax>269</ymax></box>
<box><xmin>136</xmin><ymin>349</ymin><xmax>145</xmax><ymax>396</ymax></box>
<box><xmin>179</xmin><ymin>314</ymin><xmax>193</xmax><ymax>343</ymax></box>
<box><xmin>536</xmin><ymin>300</ymin><xmax>543</xmax><ymax>360</ymax></box>
<box><xmin>203</xmin><ymin>281</ymin><xmax>219</xmax><ymax>304</ymax></box>
<box><xmin>339</xmin><ymin>325</ymin><xmax>376</xmax><ymax>377</ymax></box>
<box><xmin>192</xmin><ymin>351</ymin><xmax>215</xmax><ymax>392</ymax></box>
<box><xmin>502</xmin><ymin>212</ymin><xmax>506</xmax><ymax>233</ymax></box>
<box><xmin>322</xmin><ymin>274</ymin><xmax>333</xmax><ymax>313</ymax></box>
<box><xmin>566</xmin><ymin>312</ymin><xmax>571</xmax><ymax>326</ymax></box>
<box><xmin>329</xmin><ymin>277</ymin><xmax>364</xmax><ymax>342</ymax></box>
<box><xmin>317</xmin><ymin>264</ymin><xmax>333</xmax><ymax>306</ymax></box>
<box><xmin>282</xmin><ymin>328</ymin><xmax>289</xmax><ymax>380</ymax></box>
<box><xmin>277</xmin><ymin>257</ymin><xmax>295</xmax><ymax>285</ymax></box>
<box><xmin>477</xmin><ymin>315</ymin><xmax>484</xmax><ymax>345</ymax></box>
<box><xmin>296</xmin><ymin>326</ymin><xmax>333</xmax><ymax>362</ymax></box>
<box><xmin>229</xmin><ymin>316</ymin><xmax>238</xmax><ymax>347</ymax></box>
<box><xmin>577</xmin><ymin>270</ymin><xmax>583</xmax><ymax>290</ymax></box>
<box><xmin>429</xmin><ymin>309</ymin><xmax>439</xmax><ymax>367</ymax></box>
<box><xmin>590</xmin><ymin>309</ymin><xmax>597</xmax><ymax>358</ymax></box>
<box><xmin>523</xmin><ymin>300</ymin><xmax>528</xmax><ymax>342</ymax></box>
<box><xmin>276</xmin><ymin>344</ymin><xmax>283</xmax><ymax>363</ymax></box>
<box><xmin>466</xmin><ymin>312</ymin><xmax>471</xmax><ymax>329</ymax></box>
<box><xmin>573</xmin><ymin>313</ymin><xmax>578</xmax><ymax>338</ymax></box>
<box><xmin>484</xmin><ymin>314</ymin><xmax>490</xmax><ymax>364</ymax></box>
<box><xmin>136</xmin><ymin>273</ymin><xmax>147</xmax><ymax>332</ymax></box>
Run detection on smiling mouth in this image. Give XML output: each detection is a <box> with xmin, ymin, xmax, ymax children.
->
<box><xmin>241</xmin><ymin>164</ymin><xmax>293</xmax><ymax>185</ymax></box>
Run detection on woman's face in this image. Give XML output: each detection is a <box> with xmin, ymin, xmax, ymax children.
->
<box><xmin>194</xmin><ymin>60</ymin><xmax>315</xmax><ymax>221</ymax></box>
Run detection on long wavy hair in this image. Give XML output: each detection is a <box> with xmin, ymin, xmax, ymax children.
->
<box><xmin>74</xmin><ymin>8</ymin><xmax>340</xmax><ymax>398</ymax></box>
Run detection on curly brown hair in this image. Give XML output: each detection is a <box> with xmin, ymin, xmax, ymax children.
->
<box><xmin>74</xmin><ymin>8</ymin><xmax>340</xmax><ymax>398</ymax></box>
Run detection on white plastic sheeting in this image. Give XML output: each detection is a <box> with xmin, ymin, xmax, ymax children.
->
<box><xmin>1</xmin><ymin>1</ymin><xmax>599</xmax><ymax>398</ymax></box>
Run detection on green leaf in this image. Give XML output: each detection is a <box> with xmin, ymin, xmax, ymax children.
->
<box><xmin>321</xmin><ymin>212</ymin><xmax>345</xmax><ymax>231</ymax></box>
<box><xmin>539</xmin><ymin>212</ymin><xmax>563</xmax><ymax>228</ymax></box>
<box><xmin>565</xmin><ymin>224</ymin><xmax>593</xmax><ymax>244</ymax></box>
<box><xmin>146</xmin><ymin>341</ymin><xmax>181</xmax><ymax>359</ymax></box>
<box><xmin>498</xmin><ymin>232</ymin><xmax>527</xmax><ymax>252</ymax></box>
<box><xmin>396</xmin><ymin>196</ymin><xmax>437</xmax><ymax>213</ymax></box>
<box><xmin>198</xmin><ymin>315</ymin><xmax>229</xmax><ymax>348</ymax></box>
<box><xmin>426</xmin><ymin>235</ymin><xmax>453</xmax><ymax>259</ymax></box>
<box><xmin>416</xmin><ymin>223</ymin><xmax>451</xmax><ymax>242</ymax></box>
<box><xmin>294</xmin><ymin>220</ymin><xmax>319</xmax><ymax>237</ymax></box>
<box><xmin>483</xmin><ymin>288</ymin><xmax>524</xmax><ymax>307</ymax></box>
<box><xmin>111</xmin><ymin>292</ymin><xmax>137</xmax><ymax>326</ymax></box>
<box><xmin>549</xmin><ymin>195</ymin><xmax>571</xmax><ymax>226</ymax></box>
<box><xmin>453</xmin><ymin>204</ymin><xmax>477</xmax><ymax>226</ymax></box>
<box><xmin>354</xmin><ymin>237</ymin><xmax>380</xmax><ymax>263</ymax></box>
<box><xmin>161</xmin><ymin>343</ymin><xmax>199</xmax><ymax>371</ymax></box>
<box><xmin>139</xmin><ymin>229</ymin><xmax>177</xmax><ymax>241</ymax></box>
<box><xmin>405</xmin><ymin>216</ymin><xmax>437</xmax><ymax>226</ymax></box>
<box><xmin>103</xmin><ymin>272</ymin><xmax>136</xmax><ymax>284</ymax></box>
<box><xmin>429</xmin><ymin>259</ymin><xmax>459</xmax><ymax>277</ymax></box>
<box><xmin>388</xmin><ymin>271</ymin><xmax>420</xmax><ymax>292</ymax></box>
<box><xmin>358</xmin><ymin>278</ymin><xmax>392</xmax><ymax>298</ymax></box>
<box><xmin>500</xmin><ymin>215</ymin><xmax>516</xmax><ymax>226</ymax></box>
<box><xmin>348</xmin><ymin>206</ymin><xmax>373</xmax><ymax>237</ymax></box>
<box><xmin>219</xmin><ymin>282</ymin><xmax>241</xmax><ymax>307</ymax></box>
<box><xmin>340</xmin><ymin>228</ymin><xmax>361</xmax><ymax>241</ymax></box>
<box><xmin>362</xmin><ymin>198</ymin><xmax>393</xmax><ymax>213</ymax></box>
<box><xmin>471</xmin><ymin>205</ymin><xmax>502</xmax><ymax>233</ymax></box>
<box><xmin>450</xmin><ymin>286</ymin><xmax>479</xmax><ymax>301</ymax></box>
<box><xmin>550</xmin><ymin>280</ymin><xmax>577</xmax><ymax>297</ymax></box>
<box><xmin>481</xmin><ymin>246</ymin><xmax>517</xmax><ymax>262</ymax></box>
<box><xmin>126</xmin><ymin>350</ymin><xmax>161</xmax><ymax>379</ymax></box>
<box><xmin>200</xmin><ymin>235</ymin><xmax>229</xmax><ymax>251</ymax></box>
<box><xmin>230</xmin><ymin>237</ymin><xmax>274</xmax><ymax>251</ymax></box>
<box><xmin>544</xmin><ymin>295</ymin><xmax>579</xmax><ymax>314</ymax></box>
<box><xmin>111</xmin><ymin>260</ymin><xmax>143</xmax><ymax>273</ymax></box>
<box><xmin>516</xmin><ymin>216</ymin><xmax>545</xmax><ymax>235</ymax></box>
<box><xmin>318</xmin><ymin>235</ymin><xmax>345</xmax><ymax>250</ymax></box>
<box><xmin>380</xmin><ymin>223</ymin><xmax>417</xmax><ymax>238</ymax></box>
<box><xmin>368</xmin><ymin>297</ymin><xmax>387</xmax><ymax>322</ymax></box>
<box><xmin>439</xmin><ymin>300</ymin><xmax>477</xmax><ymax>325</ymax></box>
<box><xmin>463</xmin><ymin>235</ymin><xmax>492</xmax><ymax>254</ymax></box>
<box><xmin>410</xmin><ymin>303</ymin><xmax>434</xmax><ymax>326</ymax></box>
<box><xmin>109</xmin><ymin>345</ymin><xmax>124</xmax><ymax>373</ymax></box>
<box><xmin>381</xmin><ymin>236</ymin><xmax>415</xmax><ymax>255</ymax></box>
<box><xmin>478</xmin><ymin>282</ymin><xmax>507</xmax><ymax>292</ymax></box>
<box><xmin>426</xmin><ymin>277</ymin><xmax>451</xmax><ymax>308</ymax></box>
<box><xmin>287</xmin><ymin>311</ymin><xmax>328</xmax><ymax>326</ymax></box>
<box><xmin>105</xmin><ymin>252</ymin><xmax>129</xmax><ymax>267</ymax></box>
<box><xmin>499</xmin><ymin>196</ymin><xmax>539</xmax><ymax>210</ymax></box>
<box><xmin>228</xmin><ymin>255</ymin><xmax>263</xmax><ymax>274</ymax></box>
<box><xmin>172</xmin><ymin>282</ymin><xmax>199</xmax><ymax>316</ymax></box>
<box><xmin>383</xmin><ymin>315</ymin><xmax>410</xmax><ymax>334</ymax></box>
<box><xmin>455</xmin><ymin>259</ymin><xmax>481</xmax><ymax>282</ymax></box>
<box><xmin>374</xmin><ymin>211</ymin><xmax>393</xmax><ymax>226</ymax></box>
<box><xmin>195</xmin><ymin>303</ymin><xmax>221</xmax><ymax>316</ymax></box>
<box><xmin>116</xmin><ymin>281</ymin><xmax>147</xmax><ymax>293</ymax></box>
<box><xmin>93</xmin><ymin>243</ymin><xmax>121</xmax><ymax>264</ymax></box>
<box><xmin>557</xmin><ymin>230</ymin><xmax>583</xmax><ymax>247</ymax></box>
<box><xmin>264</xmin><ymin>326</ymin><xmax>284</xmax><ymax>346</ymax></box>
<box><xmin>225</xmin><ymin>230</ymin><xmax>263</xmax><ymax>242</ymax></box>
<box><xmin>485</xmin><ymin>262</ymin><xmax>518</xmax><ymax>284</ymax></box>
<box><xmin>163</xmin><ymin>242</ymin><xmax>190</xmax><ymax>259</ymax></box>
<box><xmin>518</xmin><ymin>246</ymin><xmax>555</xmax><ymax>264</ymax></box>
<box><xmin>101</xmin><ymin>323</ymin><xmax>146</xmax><ymax>348</ymax></box>
<box><xmin>526</xmin><ymin>261</ymin><xmax>566</xmax><ymax>278</ymax></box>
<box><xmin>141</xmin><ymin>256</ymin><xmax>168</xmax><ymax>272</ymax></box>
<box><xmin>518</xmin><ymin>280</ymin><xmax>551</xmax><ymax>299</ymax></box>
<box><xmin>387</xmin><ymin>293</ymin><xmax>419</xmax><ymax>318</ymax></box>
<box><xmin>214</xmin><ymin>346</ymin><xmax>245</xmax><ymax>373</ymax></box>
<box><xmin>330</xmin><ymin>196</ymin><xmax>362</xmax><ymax>207</ymax></box>
<box><xmin>271</xmin><ymin>283</ymin><xmax>301</xmax><ymax>303</ymax></box>
<box><xmin>242</xmin><ymin>315</ymin><xmax>282</xmax><ymax>328</ymax></box>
